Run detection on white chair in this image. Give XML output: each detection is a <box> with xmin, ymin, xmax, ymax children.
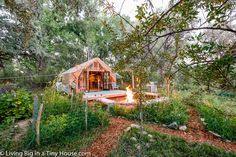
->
<box><xmin>112</xmin><ymin>82</ymin><xmax>119</xmax><ymax>90</ymax></box>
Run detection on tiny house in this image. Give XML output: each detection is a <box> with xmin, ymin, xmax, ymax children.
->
<box><xmin>61</xmin><ymin>58</ymin><xmax>116</xmax><ymax>93</ymax></box>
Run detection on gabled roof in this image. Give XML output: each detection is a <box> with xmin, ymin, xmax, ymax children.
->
<box><xmin>61</xmin><ymin>58</ymin><xmax>116</xmax><ymax>81</ymax></box>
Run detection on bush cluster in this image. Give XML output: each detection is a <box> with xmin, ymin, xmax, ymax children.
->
<box><xmin>24</xmin><ymin>88</ymin><xmax>109</xmax><ymax>147</ymax></box>
<box><xmin>144</xmin><ymin>99</ymin><xmax>188</xmax><ymax>125</ymax></box>
<box><xmin>36</xmin><ymin>106</ymin><xmax>109</xmax><ymax>145</ymax></box>
<box><xmin>0</xmin><ymin>89</ymin><xmax>33</xmax><ymax>125</ymax></box>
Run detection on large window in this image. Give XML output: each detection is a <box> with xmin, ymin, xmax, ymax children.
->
<box><xmin>103</xmin><ymin>71</ymin><xmax>110</xmax><ymax>90</ymax></box>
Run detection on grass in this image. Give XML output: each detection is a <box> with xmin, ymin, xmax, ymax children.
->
<box><xmin>109</xmin><ymin>98</ymin><xmax>189</xmax><ymax>125</ymax></box>
<box><xmin>202</xmin><ymin>94</ymin><xmax>236</xmax><ymax>115</ymax></box>
<box><xmin>14</xmin><ymin>126</ymin><xmax>107</xmax><ymax>152</ymax></box>
<box><xmin>179</xmin><ymin>90</ymin><xmax>236</xmax><ymax>142</ymax></box>
<box><xmin>109</xmin><ymin>127</ymin><xmax>236</xmax><ymax>157</ymax></box>
<box><xmin>197</xmin><ymin>104</ymin><xmax>236</xmax><ymax>141</ymax></box>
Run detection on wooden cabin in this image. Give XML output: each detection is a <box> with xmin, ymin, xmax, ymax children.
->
<box><xmin>61</xmin><ymin>58</ymin><xmax>116</xmax><ymax>93</ymax></box>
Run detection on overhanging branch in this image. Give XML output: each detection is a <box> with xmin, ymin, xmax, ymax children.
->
<box><xmin>144</xmin><ymin>0</ymin><xmax>183</xmax><ymax>36</ymax></box>
<box><xmin>154</xmin><ymin>26</ymin><xmax>236</xmax><ymax>42</ymax></box>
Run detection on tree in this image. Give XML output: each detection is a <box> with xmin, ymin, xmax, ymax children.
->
<box><xmin>109</xmin><ymin>0</ymin><xmax>236</xmax><ymax>94</ymax></box>
<box><xmin>0</xmin><ymin>0</ymin><xmax>121</xmax><ymax>87</ymax></box>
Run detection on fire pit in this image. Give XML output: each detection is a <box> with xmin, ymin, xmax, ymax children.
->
<box><xmin>120</xmin><ymin>86</ymin><xmax>136</xmax><ymax>105</ymax></box>
<box><xmin>108</xmin><ymin>86</ymin><xmax>158</xmax><ymax>106</ymax></box>
<box><xmin>86</xmin><ymin>88</ymin><xmax>164</xmax><ymax>108</ymax></box>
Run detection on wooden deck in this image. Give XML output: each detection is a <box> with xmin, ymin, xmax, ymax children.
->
<box><xmin>83</xmin><ymin>90</ymin><xmax>126</xmax><ymax>100</ymax></box>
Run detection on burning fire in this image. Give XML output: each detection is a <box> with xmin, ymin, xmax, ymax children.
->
<box><xmin>126</xmin><ymin>86</ymin><xmax>134</xmax><ymax>103</ymax></box>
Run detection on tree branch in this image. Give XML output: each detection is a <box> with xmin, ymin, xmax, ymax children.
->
<box><xmin>119</xmin><ymin>0</ymin><xmax>126</xmax><ymax>13</ymax></box>
<box><xmin>154</xmin><ymin>26</ymin><xmax>236</xmax><ymax>42</ymax></box>
<box><xmin>144</xmin><ymin>0</ymin><xmax>183</xmax><ymax>36</ymax></box>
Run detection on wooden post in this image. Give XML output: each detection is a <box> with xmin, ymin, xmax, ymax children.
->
<box><xmin>70</xmin><ymin>91</ymin><xmax>74</xmax><ymax>109</ymax></box>
<box><xmin>131</xmin><ymin>70</ymin><xmax>135</xmax><ymax>89</ymax></box>
<box><xmin>69</xmin><ymin>73</ymin><xmax>72</xmax><ymax>94</ymax></box>
<box><xmin>85</xmin><ymin>97</ymin><xmax>88</xmax><ymax>131</ymax></box>
<box><xmin>87</xmin><ymin>70</ymin><xmax>89</xmax><ymax>92</ymax></box>
<box><xmin>75</xmin><ymin>65</ymin><xmax>79</xmax><ymax>93</ymax></box>
<box><xmin>165</xmin><ymin>76</ymin><xmax>170</xmax><ymax>97</ymax></box>
<box><xmin>32</xmin><ymin>96</ymin><xmax>39</xmax><ymax>131</ymax></box>
<box><xmin>36</xmin><ymin>96</ymin><xmax>44</xmax><ymax>146</ymax></box>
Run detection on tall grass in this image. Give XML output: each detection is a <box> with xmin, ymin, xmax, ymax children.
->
<box><xmin>179</xmin><ymin>89</ymin><xmax>236</xmax><ymax>141</ymax></box>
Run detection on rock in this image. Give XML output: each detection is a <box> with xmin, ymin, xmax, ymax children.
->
<box><xmin>147</xmin><ymin>134</ymin><xmax>153</xmax><ymax>139</ymax></box>
<box><xmin>130</xmin><ymin>124</ymin><xmax>141</xmax><ymax>129</ymax></box>
<box><xmin>140</xmin><ymin>131</ymin><xmax>148</xmax><ymax>135</ymax></box>
<box><xmin>162</xmin><ymin>124</ymin><xmax>167</xmax><ymax>127</ymax></box>
<box><xmin>225</xmin><ymin>139</ymin><xmax>231</xmax><ymax>143</ymax></box>
<box><xmin>209</xmin><ymin>131</ymin><xmax>221</xmax><ymax>138</ymax></box>
<box><xmin>9</xmin><ymin>127</ymin><xmax>15</xmax><ymax>133</ymax></box>
<box><xmin>124</xmin><ymin>127</ymin><xmax>131</xmax><ymax>132</ymax></box>
<box><xmin>130</xmin><ymin>137</ymin><xmax>137</xmax><ymax>142</ymax></box>
<box><xmin>167</xmin><ymin>122</ymin><xmax>178</xmax><ymax>130</ymax></box>
<box><xmin>179</xmin><ymin>125</ymin><xmax>187</xmax><ymax>131</ymax></box>
<box><xmin>135</xmin><ymin>144</ymin><xmax>141</xmax><ymax>150</ymax></box>
<box><xmin>145</xmin><ymin>143</ymin><xmax>151</xmax><ymax>148</ymax></box>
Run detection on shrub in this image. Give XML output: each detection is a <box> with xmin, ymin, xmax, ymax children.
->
<box><xmin>42</xmin><ymin>87</ymin><xmax>86</xmax><ymax>118</ymax></box>
<box><xmin>110</xmin><ymin>99</ymin><xmax>189</xmax><ymax>125</ymax></box>
<box><xmin>0</xmin><ymin>89</ymin><xmax>33</xmax><ymax>123</ymax></box>
<box><xmin>197</xmin><ymin>104</ymin><xmax>236</xmax><ymax>141</ymax></box>
<box><xmin>42</xmin><ymin>88</ymin><xmax>71</xmax><ymax>117</ymax></box>
<box><xmin>144</xmin><ymin>99</ymin><xmax>188</xmax><ymax>125</ymax></box>
<box><xmin>218</xmin><ymin>91</ymin><xmax>236</xmax><ymax>98</ymax></box>
<box><xmin>0</xmin><ymin>117</ymin><xmax>15</xmax><ymax>131</ymax></box>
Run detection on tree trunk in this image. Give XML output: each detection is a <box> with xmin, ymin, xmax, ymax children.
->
<box><xmin>165</xmin><ymin>76</ymin><xmax>171</xmax><ymax>97</ymax></box>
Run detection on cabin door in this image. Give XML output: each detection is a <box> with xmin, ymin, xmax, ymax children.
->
<box><xmin>103</xmin><ymin>71</ymin><xmax>110</xmax><ymax>90</ymax></box>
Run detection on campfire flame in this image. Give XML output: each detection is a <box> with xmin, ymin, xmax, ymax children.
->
<box><xmin>126</xmin><ymin>86</ymin><xmax>134</xmax><ymax>103</ymax></box>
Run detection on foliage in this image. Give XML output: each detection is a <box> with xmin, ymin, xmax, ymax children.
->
<box><xmin>0</xmin><ymin>116</ymin><xmax>14</xmax><ymax>132</ymax></box>
<box><xmin>21</xmin><ymin>127</ymin><xmax>105</xmax><ymax>152</ymax></box>
<box><xmin>179</xmin><ymin>40</ymin><xmax>236</xmax><ymax>90</ymax></box>
<box><xmin>0</xmin><ymin>89</ymin><xmax>33</xmax><ymax>123</ymax></box>
<box><xmin>24</xmin><ymin>99</ymin><xmax>109</xmax><ymax>147</ymax></box>
<box><xmin>144</xmin><ymin>99</ymin><xmax>188</xmax><ymax>125</ymax></box>
<box><xmin>109</xmin><ymin>105</ymin><xmax>139</xmax><ymax>120</ymax></box>
<box><xmin>217</xmin><ymin>90</ymin><xmax>236</xmax><ymax>98</ymax></box>
<box><xmin>179</xmin><ymin>89</ymin><xmax>236</xmax><ymax>141</ymax></box>
<box><xmin>110</xmin><ymin>98</ymin><xmax>188</xmax><ymax>125</ymax></box>
<box><xmin>0</xmin><ymin>0</ymin><xmax>124</xmax><ymax>88</ymax></box>
<box><xmin>197</xmin><ymin>102</ymin><xmax>236</xmax><ymax>141</ymax></box>
<box><xmin>110</xmin><ymin>0</ymin><xmax>236</xmax><ymax>93</ymax></box>
<box><xmin>109</xmin><ymin>127</ymin><xmax>236</xmax><ymax>157</ymax></box>
<box><xmin>42</xmin><ymin>88</ymin><xmax>72</xmax><ymax>117</ymax></box>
